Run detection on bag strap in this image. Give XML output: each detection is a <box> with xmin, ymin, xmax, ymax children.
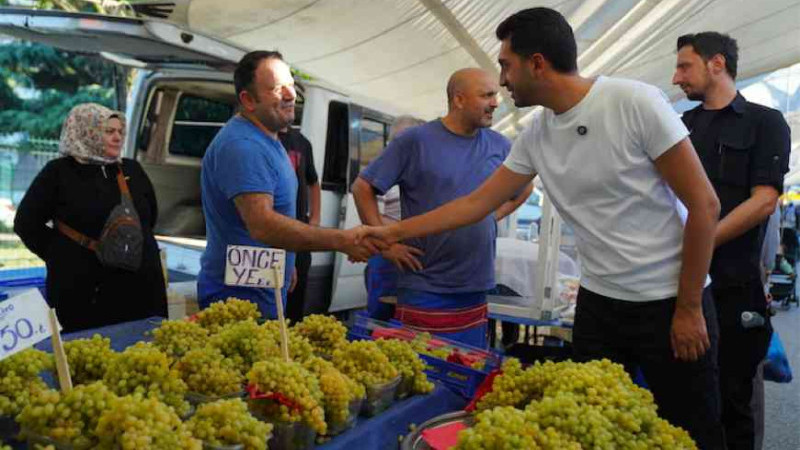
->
<box><xmin>56</xmin><ymin>221</ymin><xmax>99</xmax><ymax>252</ymax></box>
<box><xmin>116</xmin><ymin>165</ymin><xmax>131</xmax><ymax>199</ymax></box>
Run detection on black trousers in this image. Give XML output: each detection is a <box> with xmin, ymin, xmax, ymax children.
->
<box><xmin>286</xmin><ymin>251</ymin><xmax>311</xmax><ymax>324</ymax></box>
<box><xmin>714</xmin><ymin>281</ymin><xmax>772</xmax><ymax>450</ymax></box>
<box><xmin>573</xmin><ymin>287</ymin><xmax>726</xmax><ymax>450</ymax></box>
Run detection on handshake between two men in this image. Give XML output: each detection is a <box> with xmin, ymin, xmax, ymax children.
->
<box><xmin>341</xmin><ymin>224</ymin><xmax>424</xmax><ymax>272</ymax></box>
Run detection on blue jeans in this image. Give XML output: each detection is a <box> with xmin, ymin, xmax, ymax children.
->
<box><xmin>365</xmin><ymin>256</ymin><xmax>398</xmax><ymax>321</ymax></box>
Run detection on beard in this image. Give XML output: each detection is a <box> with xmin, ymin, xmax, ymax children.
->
<box><xmin>685</xmin><ymin>90</ymin><xmax>705</xmax><ymax>102</ymax></box>
<box><xmin>509</xmin><ymin>87</ymin><xmax>534</xmax><ymax>108</ymax></box>
<box><xmin>256</xmin><ymin>107</ymin><xmax>294</xmax><ymax>133</ymax></box>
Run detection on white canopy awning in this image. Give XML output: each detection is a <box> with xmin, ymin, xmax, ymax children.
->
<box><xmin>142</xmin><ymin>0</ymin><xmax>800</xmax><ymax>136</ymax></box>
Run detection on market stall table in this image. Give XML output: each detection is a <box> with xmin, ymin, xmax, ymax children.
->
<box><xmin>33</xmin><ymin>317</ymin><xmax>468</xmax><ymax>450</ymax></box>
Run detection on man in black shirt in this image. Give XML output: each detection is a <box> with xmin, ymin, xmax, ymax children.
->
<box><xmin>674</xmin><ymin>32</ymin><xmax>791</xmax><ymax>450</ymax></box>
<box><xmin>279</xmin><ymin>126</ymin><xmax>321</xmax><ymax>322</ymax></box>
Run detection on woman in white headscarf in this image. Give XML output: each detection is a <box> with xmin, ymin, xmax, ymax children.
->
<box><xmin>14</xmin><ymin>103</ymin><xmax>167</xmax><ymax>332</ymax></box>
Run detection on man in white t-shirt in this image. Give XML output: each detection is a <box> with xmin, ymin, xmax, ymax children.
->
<box><xmin>364</xmin><ymin>7</ymin><xmax>724</xmax><ymax>448</ymax></box>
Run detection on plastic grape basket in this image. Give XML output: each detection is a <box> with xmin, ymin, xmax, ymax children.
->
<box><xmin>348</xmin><ymin>313</ymin><xmax>502</xmax><ymax>398</ymax></box>
<box><xmin>185</xmin><ymin>390</ymin><xmax>246</xmax><ymax>407</ymax></box>
<box><xmin>247</xmin><ymin>402</ymin><xmax>317</xmax><ymax>450</ymax></box>
<box><xmin>268</xmin><ymin>420</ymin><xmax>316</xmax><ymax>450</ymax></box>
<box><xmin>362</xmin><ymin>376</ymin><xmax>401</xmax><ymax>417</ymax></box>
<box><xmin>395</xmin><ymin>374</ymin><xmax>415</xmax><ymax>400</ymax></box>
<box><xmin>180</xmin><ymin>402</ymin><xmax>196</xmax><ymax>421</ymax></box>
<box><xmin>325</xmin><ymin>396</ymin><xmax>364</xmax><ymax>436</ymax></box>
<box><xmin>24</xmin><ymin>428</ymin><xmax>76</xmax><ymax>450</ymax></box>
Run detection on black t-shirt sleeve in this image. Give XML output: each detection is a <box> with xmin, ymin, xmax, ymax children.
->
<box><xmin>302</xmin><ymin>136</ymin><xmax>318</xmax><ymax>185</ymax></box>
<box><xmin>751</xmin><ymin>109</ymin><xmax>790</xmax><ymax>191</ymax></box>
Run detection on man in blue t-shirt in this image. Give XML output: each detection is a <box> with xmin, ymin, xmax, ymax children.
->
<box><xmin>352</xmin><ymin>68</ymin><xmax>532</xmax><ymax>347</ymax></box>
<box><xmin>199</xmin><ymin>50</ymin><xmax>379</xmax><ymax>318</ymax></box>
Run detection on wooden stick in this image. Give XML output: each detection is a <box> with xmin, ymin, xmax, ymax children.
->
<box><xmin>272</xmin><ymin>269</ymin><xmax>290</xmax><ymax>362</ymax></box>
<box><xmin>48</xmin><ymin>309</ymin><xmax>72</xmax><ymax>393</ymax></box>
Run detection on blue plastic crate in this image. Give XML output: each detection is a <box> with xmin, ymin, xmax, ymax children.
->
<box><xmin>347</xmin><ymin>313</ymin><xmax>501</xmax><ymax>399</ymax></box>
<box><xmin>0</xmin><ymin>275</ymin><xmax>47</xmax><ymax>301</ymax></box>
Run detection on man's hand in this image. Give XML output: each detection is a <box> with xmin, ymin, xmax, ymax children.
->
<box><xmin>289</xmin><ymin>268</ymin><xmax>298</xmax><ymax>293</ymax></box>
<box><xmin>361</xmin><ymin>224</ymin><xmax>402</xmax><ymax>247</ymax></box>
<box><xmin>670</xmin><ymin>302</ymin><xmax>710</xmax><ymax>362</ymax></box>
<box><xmin>309</xmin><ymin>215</ymin><xmax>320</xmax><ymax>227</ymax></box>
<box><xmin>341</xmin><ymin>226</ymin><xmax>385</xmax><ymax>262</ymax></box>
<box><xmin>382</xmin><ymin>243</ymin><xmax>424</xmax><ymax>272</ymax></box>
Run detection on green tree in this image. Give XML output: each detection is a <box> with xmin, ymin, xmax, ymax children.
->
<box><xmin>0</xmin><ymin>41</ymin><xmax>116</xmax><ymax>138</ymax></box>
<box><xmin>0</xmin><ymin>0</ymin><xmax>121</xmax><ymax>138</ymax></box>
<box><xmin>0</xmin><ymin>41</ymin><xmax>115</xmax><ymax>93</ymax></box>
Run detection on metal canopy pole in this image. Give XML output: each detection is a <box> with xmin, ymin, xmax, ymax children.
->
<box><xmin>535</xmin><ymin>191</ymin><xmax>562</xmax><ymax>320</ymax></box>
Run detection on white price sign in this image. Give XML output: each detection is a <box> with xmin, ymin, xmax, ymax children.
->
<box><xmin>224</xmin><ymin>245</ymin><xmax>286</xmax><ymax>288</ymax></box>
<box><xmin>0</xmin><ymin>289</ymin><xmax>57</xmax><ymax>360</ymax></box>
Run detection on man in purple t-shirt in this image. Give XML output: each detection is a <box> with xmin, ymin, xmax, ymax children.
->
<box><xmin>352</xmin><ymin>68</ymin><xmax>532</xmax><ymax>347</ymax></box>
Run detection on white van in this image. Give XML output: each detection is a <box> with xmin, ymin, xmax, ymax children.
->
<box><xmin>0</xmin><ymin>8</ymin><xmax>399</xmax><ymax>313</ymax></box>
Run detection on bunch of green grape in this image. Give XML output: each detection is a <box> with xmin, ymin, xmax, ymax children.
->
<box><xmin>151</xmin><ymin>320</ymin><xmax>209</xmax><ymax>359</ymax></box>
<box><xmin>208</xmin><ymin>320</ymin><xmax>276</xmax><ymax>374</ymax></box>
<box><xmin>303</xmin><ymin>356</ymin><xmax>365</xmax><ymax>431</ymax></box>
<box><xmin>292</xmin><ymin>314</ymin><xmax>348</xmax><ymax>356</ymax></box>
<box><xmin>194</xmin><ymin>298</ymin><xmax>261</xmax><ymax>333</ymax></box>
<box><xmin>185</xmin><ymin>398</ymin><xmax>273</xmax><ymax>450</ymax></box>
<box><xmin>523</xmin><ymin>391</ymin><xmax>696</xmax><ymax>449</ymax></box>
<box><xmin>409</xmin><ymin>332</ymin><xmax>451</xmax><ymax>360</ymax></box>
<box><xmin>454</xmin><ymin>406</ymin><xmax>581</xmax><ymax>450</ymax></box>
<box><xmin>260</xmin><ymin>320</ymin><xmax>315</xmax><ymax>362</ymax></box>
<box><xmin>475</xmin><ymin>357</ymin><xmax>542</xmax><ymax>410</ymax></box>
<box><xmin>0</xmin><ymin>348</ymin><xmax>54</xmax><ymax>379</ymax></box>
<box><xmin>174</xmin><ymin>347</ymin><xmax>244</xmax><ymax>397</ymax></box>
<box><xmin>102</xmin><ymin>342</ymin><xmax>190</xmax><ymax>417</ymax></box>
<box><xmin>0</xmin><ymin>373</ymin><xmax>49</xmax><ymax>417</ymax></box>
<box><xmin>246</xmin><ymin>358</ymin><xmax>326</xmax><ymax>435</ymax></box>
<box><xmin>375</xmin><ymin>339</ymin><xmax>434</xmax><ymax>395</ymax></box>
<box><xmin>63</xmin><ymin>334</ymin><xmax>115</xmax><ymax>384</ymax></box>
<box><xmin>471</xmin><ymin>358</ymin><xmax>697</xmax><ymax>449</ymax></box>
<box><xmin>17</xmin><ymin>381</ymin><xmax>117</xmax><ymax>449</ymax></box>
<box><xmin>332</xmin><ymin>340</ymin><xmax>399</xmax><ymax>387</ymax></box>
<box><xmin>94</xmin><ymin>394</ymin><xmax>201</xmax><ymax>449</ymax></box>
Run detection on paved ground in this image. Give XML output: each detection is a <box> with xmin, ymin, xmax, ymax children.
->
<box><xmin>764</xmin><ymin>303</ymin><xmax>800</xmax><ymax>449</ymax></box>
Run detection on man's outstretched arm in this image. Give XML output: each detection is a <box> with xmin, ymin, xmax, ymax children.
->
<box><xmin>370</xmin><ymin>166</ymin><xmax>535</xmax><ymax>243</ymax></box>
<box><xmin>235</xmin><ymin>193</ymin><xmax>380</xmax><ymax>261</ymax></box>
<box><xmin>495</xmin><ymin>181</ymin><xmax>534</xmax><ymax>221</ymax></box>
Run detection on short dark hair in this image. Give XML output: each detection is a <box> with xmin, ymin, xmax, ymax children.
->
<box><xmin>234</xmin><ymin>50</ymin><xmax>284</xmax><ymax>102</ymax></box>
<box><xmin>677</xmin><ymin>32</ymin><xmax>738</xmax><ymax>79</ymax></box>
<box><xmin>495</xmin><ymin>7</ymin><xmax>578</xmax><ymax>74</ymax></box>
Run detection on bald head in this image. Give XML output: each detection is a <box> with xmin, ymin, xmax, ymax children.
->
<box><xmin>443</xmin><ymin>68</ymin><xmax>499</xmax><ymax>132</ymax></box>
<box><xmin>446</xmin><ymin>68</ymin><xmax>494</xmax><ymax>106</ymax></box>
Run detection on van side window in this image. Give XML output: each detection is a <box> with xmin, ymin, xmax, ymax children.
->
<box><xmin>169</xmin><ymin>95</ymin><xmax>234</xmax><ymax>158</ymax></box>
<box><xmin>322</xmin><ymin>101</ymin><xmax>349</xmax><ymax>192</ymax></box>
<box><xmin>322</xmin><ymin>103</ymin><xmax>391</xmax><ymax>192</ymax></box>
<box><xmin>358</xmin><ymin>117</ymin><xmax>387</xmax><ymax>173</ymax></box>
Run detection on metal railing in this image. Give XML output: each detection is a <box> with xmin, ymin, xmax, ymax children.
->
<box><xmin>0</xmin><ymin>138</ymin><xmax>60</xmax><ymax>277</ymax></box>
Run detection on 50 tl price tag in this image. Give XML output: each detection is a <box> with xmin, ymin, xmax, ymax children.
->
<box><xmin>0</xmin><ymin>289</ymin><xmax>57</xmax><ymax>360</ymax></box>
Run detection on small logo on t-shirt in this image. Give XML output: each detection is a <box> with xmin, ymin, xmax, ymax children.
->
<box><xmin>577</xmin><ymin>126</ymin><xmax>588</xmax><ymax>136</ymax></box>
